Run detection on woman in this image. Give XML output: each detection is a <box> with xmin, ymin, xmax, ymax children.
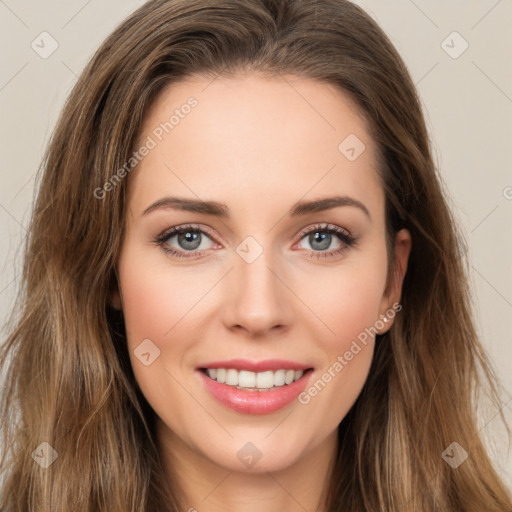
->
<box><xmin>1</xmin><ymin>0</ymin><xmax>510</xmax><ymax>510</ymax></box>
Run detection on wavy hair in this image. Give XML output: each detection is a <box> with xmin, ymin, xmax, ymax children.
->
<box><xmin>1</xmin><ymin>0</ymin><xmax>510</xmax><ymax>510</ymax></box>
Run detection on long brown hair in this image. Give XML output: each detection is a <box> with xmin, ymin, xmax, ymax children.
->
<box><xmin>1</xmin><ymin>0</ymin><xmax>510</xmax><ymax>510</ymax></box>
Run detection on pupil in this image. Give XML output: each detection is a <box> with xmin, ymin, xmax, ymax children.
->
<box><xmin>179</xmin><ymin>231</ymin><xmax>201</xmax><ymax>250</ymax></box>
<box><xmin>310</xmin><ymin>232</ymin><xmax>330</xmax><ymax>251</ymax></box>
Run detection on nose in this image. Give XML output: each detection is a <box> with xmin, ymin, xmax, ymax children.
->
<box><xmin>222</xmin><ymin>248</ymin><xmax>293</xmax><ymax>337</ymax></box>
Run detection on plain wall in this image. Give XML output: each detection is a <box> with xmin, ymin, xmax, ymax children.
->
<box><xmin>1</xmin><ymin>0</ymin><xmax>511</xmax><ymax>490</ymax></box>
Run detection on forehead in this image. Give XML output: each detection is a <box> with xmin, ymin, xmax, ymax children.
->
<box><xmin>127</xmin><ymin>73</ymin><xmax>383</xmax><ymax>222</ymax></box>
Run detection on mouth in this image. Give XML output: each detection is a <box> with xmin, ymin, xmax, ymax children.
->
<box><xmin>195</xmin><ymin>360</ymin><xmax>315</xmax><ymax>414</ymax></box>
<box><xmin>199</xmin><ymin>367</ymin><xmax>314</xmax><ymax>392</ymax></box>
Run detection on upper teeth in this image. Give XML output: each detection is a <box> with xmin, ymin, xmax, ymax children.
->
<box><xmin>205</xmin><ymin>368</ymin><xmax>304</xmax><ymax>390</ymax></box>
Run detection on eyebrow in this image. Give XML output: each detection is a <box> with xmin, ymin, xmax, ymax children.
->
<box><xmin>142</xmin><ymin>194</ymin><xmax>371</xmax><ymax>220</ymax></box>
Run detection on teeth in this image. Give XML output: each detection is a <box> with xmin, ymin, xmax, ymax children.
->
<box><xmin>204</xmin><ymin>368</ymin><xmax>305</xmax><ymax>390</ymax></box>
<box><xmin>226</xmin><ymin>369</ymin><xmax>238</xmax><ymax>386</ymax></box>
<box><xmin>285</xmin><ymin>369</ymin><xmax>295</xmax><ymax>385</ymax></box>
<box><xmin>239</xmin><ymin>370</ymin><xmax>255</xmax><ymax>387</ymax></box>
<box><xmin>216</xmin><ymin>368</ymin><xmax>226</xmax><ymax>383</ymax></box>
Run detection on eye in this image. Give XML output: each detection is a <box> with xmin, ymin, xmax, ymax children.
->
<box><xmin>294</xmin><ymin>223</ymin><xmax>357</xmax><ymax>260</ymax></box>
<box><xmin>154</xmin><ymin>223</ymin><xmax>357</xmax><ymax>260</ymax></box>
<box><xmin>154</xmin><ymin>224</ymin><xmax>218</xmax><ymax>258</ymax></box>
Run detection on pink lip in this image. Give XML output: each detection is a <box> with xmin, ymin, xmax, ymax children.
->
<box><xmin>196</xmin><ymin>359</ymin><xmax>312</xmax><ymax>372</ymax></box>
<box><xmin>196</xmin><ymin>367</ymin><xmax>314</xmax><ymax>415</ymax></box>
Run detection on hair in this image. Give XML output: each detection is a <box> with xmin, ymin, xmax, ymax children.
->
<box><xmin>1</xmin><ymin>0</ymin><xmax>510</xmax><ymax>510</ymax></box>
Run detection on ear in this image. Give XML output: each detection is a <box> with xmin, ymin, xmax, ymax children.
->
<box><xmin>377</xmin><ymin>228</ymin><xmax>411</xmax><ymax>334</ymax></box>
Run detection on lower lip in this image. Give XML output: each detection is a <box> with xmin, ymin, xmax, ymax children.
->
<box><xmin>197</xmin><ymin>369</ymin><xmax>313</xmax><ymax>415</ymax></box>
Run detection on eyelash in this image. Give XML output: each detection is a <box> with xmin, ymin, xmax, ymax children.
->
<box><xmin>154</xmin><ymin>223</ymin><xmax>357</xmax><ymax>260</ymax></box>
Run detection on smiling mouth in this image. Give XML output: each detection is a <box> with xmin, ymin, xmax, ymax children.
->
<box><xmin>199</xmin><ymin>367</ymin><xmax>314</xmax><ymax>391</ymax></box>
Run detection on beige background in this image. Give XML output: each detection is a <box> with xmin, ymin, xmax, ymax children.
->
<box><xmin>1</xmin><ymin>0</ymin><xmax>511</xmax><ymax>489</ymax></box>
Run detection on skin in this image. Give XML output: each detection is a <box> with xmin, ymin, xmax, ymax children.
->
<box><xmin>112</xmin><ymin>73</ymin><xmax>411</xmax><ymax>512</ymax></box>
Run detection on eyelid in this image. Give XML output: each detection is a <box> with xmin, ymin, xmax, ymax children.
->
<box><xmin>156</xmin><ymin>223</ymin><xmax>219</xmax><ymax>244</ymax></box>
<box><xmin>295</xmin><ymin>222</ymin><xmax>353</xmax><ymax>240</ymax></box>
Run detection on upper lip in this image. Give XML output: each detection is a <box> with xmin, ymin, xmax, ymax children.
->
<box><xmin>196</xmin><ymin>359</ymin><xmax>313</xmax><ymax>372</ymax></box>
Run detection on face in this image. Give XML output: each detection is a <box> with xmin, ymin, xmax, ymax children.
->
<box><xmin>113</xmin><ymin>73</ymin><xmax>411</xmax><ymax>475</ymax></box>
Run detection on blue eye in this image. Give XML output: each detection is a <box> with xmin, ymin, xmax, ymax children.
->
<box><xmin>155</xmin><ymin>223</ymin><xmax>357</xmax><ymax>260</ymax></box>
<box><xmin>295</xmin><ymin>223</ymin><xmax>357</xmax><ymax>260</ymax></box>
<box><xmin>155</xmin><ymin>224</ymin><xmax>215</xmax><ymax>258</ymax></box>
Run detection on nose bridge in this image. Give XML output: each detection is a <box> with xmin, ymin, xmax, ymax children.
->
<box><xmin>224</xmin><ymin>241</ymin><xmax>292</xmax><ymax>335</ymax></box>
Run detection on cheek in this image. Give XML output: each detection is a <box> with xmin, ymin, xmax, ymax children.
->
<box><xmin>119</xmin><ymin>265</ymin><xmax>172</xmax><ymax>343</ymax></box>
<box><xmin>295</xmin><ymin>269</ymin><xmax>384</xmax><ymax>425</ymax></box>
<box><xmin>296</xmin><ymin>259</ymin><xmax>388</xmax><ymax>349</ymax></box>
<box><xmin>117</xmin><ymin>249</ymin><xmax>205</xmax><ymax>420</ymax></box>
<box><xmin>117</xmin><ymin>244</ymin><xmax>203</xmax><ymax>343</ymax></box>
<box><xmin>117</xmin><ymin>246</ymin><xmax>221</xmax><ymax>403</ymax></box>
<box><xmin>292</xmin><ymin>254</ymin><xmax>387</xmax><ymax>414</ymax></box>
